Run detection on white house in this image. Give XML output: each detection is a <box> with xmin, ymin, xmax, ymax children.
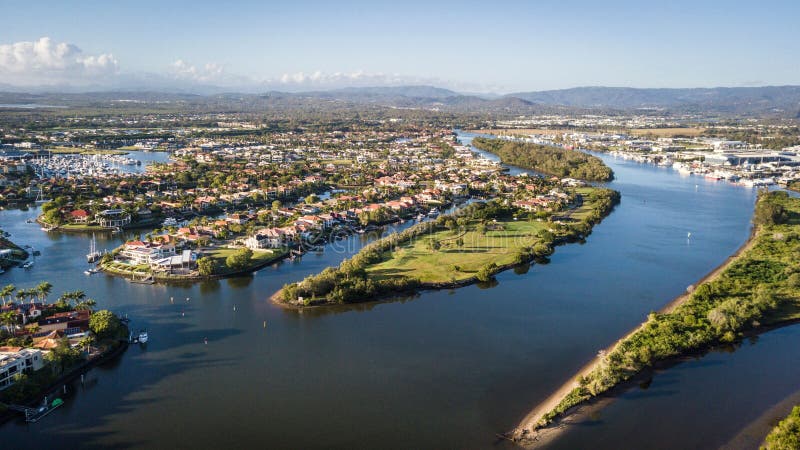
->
<box><xmin>0</xmin><ymin>347</ymin><xmax>45</xmax><ymax>391</ymax></box>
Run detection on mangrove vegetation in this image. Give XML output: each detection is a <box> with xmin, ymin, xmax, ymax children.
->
<box><xmin>471</xmin><ymin>137</ymin><xmax>614</xmax><ymax>182</ymax></box>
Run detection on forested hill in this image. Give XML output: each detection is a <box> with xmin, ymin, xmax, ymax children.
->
<box><xmin>3</xmin><ymin>85</ymin><xmax>799</xmax><ymax>117</ymax></box>
<box><xmin>508</xmin><ymin>86</ymin><xmax>800</xmax><ymax>116</ymax></box>
<box><xmin>471</xmin><ymin>137</ymin><xmax>614</xmax><ymax>182</ymax></box>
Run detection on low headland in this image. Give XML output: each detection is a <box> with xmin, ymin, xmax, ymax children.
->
<box><xmin>511</xmin><ymin>190</ymin><xmax>800</xmax><ymax>446</ymax></box>
<box><xmin>275</xmin><ymin>186</ymin><xmax>619</xmax><ymax>307</ymax></box>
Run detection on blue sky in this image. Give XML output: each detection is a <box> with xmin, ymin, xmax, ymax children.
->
<box><xmin>0</xmin><ymin>0</ymin><xmax>798</xmax><ymax>92</ymax></box>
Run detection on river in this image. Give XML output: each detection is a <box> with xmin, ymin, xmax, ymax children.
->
<box><xmin>1</xmin><ymin>131</ymin><xmax>791</xmax><ymax>449</ymax></box>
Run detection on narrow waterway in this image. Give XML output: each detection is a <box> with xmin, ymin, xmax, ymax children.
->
<box><xmin>2</xmin><ymin>132</ymin><xmax>789</xmax><ymax>449</ymax></box>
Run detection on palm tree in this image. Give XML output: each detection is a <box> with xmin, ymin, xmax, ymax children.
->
<box><xmin>0</xmin><ymin>284</ymin><xmax>15</xmax><ymax>306</ymax></box>
<box><xmin>15</xmin><ymin>289</ymin><xmax>29</xmax><ymax>304</ymax></box>
<box><xmin>75</xmin><ymin>299</ymin><xmax>96</xmax><ymax>311</ymax></box>
<box><xmin>77</xmin><ymin>335</ymin><xmax>96</xmax><ymax>354</ymax></box>
<box><xmin>35</xmin><ymin>281</ymin><xmax>53</xmax><ymax>304</ymax></box>
<box><xmin>57</xmin><ymin>290</ymin><xmax>86</xmax><ymax>308</ymax></box>
<box><xmin>1</xmin><ymin>310</ymin><xmax>18</xmax><ymax>333</ymax></box>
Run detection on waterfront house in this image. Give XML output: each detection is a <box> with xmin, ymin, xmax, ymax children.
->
<box><xmin>245</xmin><ymin>228</ymin><xmax>287</xmax><ymax>250</ymax></box>
<box><xmin>152</xmin><ymin>250</ymin><xmax>196</xmax><ymax>272</ymax></box>
<box><xmin>95</xmin><ymin>209</ymin><xmax>132</xmax><ymax>228</ymax></box>
<box><xmin>121</xmin><ymin>240</ymin><xmax>177</xmax><ymax>265</ymax></box>
<box><xmin>36</xmin><ymin>310</ymin><xmax>90</xmax><ymax>334</ymax></box>
<box><xmin>69</xmin><ymin>209</ymin><xmax>90</xmax><ymax>223</ymax></box>
<box><xmin>0</xmin><ymin>347</ymin><xmax>44</xmax><ymax>391</ymax></box>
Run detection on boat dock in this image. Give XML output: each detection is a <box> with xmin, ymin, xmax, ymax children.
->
<box><xmin>1</xmin><ymin>397</ymin><xmax>64</xmax><ymax>422</ymax></box>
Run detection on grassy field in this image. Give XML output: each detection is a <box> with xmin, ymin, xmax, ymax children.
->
<box><xmin>59</xmin><ymin>223</ymin><xmax>113</xmax><ymax>232</ymax></box>
<box><xmin>367</xmin><ymin>218</ymin><xmax>546</xmax><ymax>283</ymax></box>
<box><xmin>559</xmin><ymin>187</ymin><xmax>602</xmax><ymax>221</ymax></box>
<box><xmin>206</xmin><ymin>247</ymin><xmax>287</xmax><ymax>273</ymax></box>
<box><xmin>626</xmin><ymin>127</ymin><xmax>707</xmax><ymax>137</ymax></box>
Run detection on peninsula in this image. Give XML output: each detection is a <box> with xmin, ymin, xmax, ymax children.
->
<box><xmin>512</xmin><ymin>190</ymin><xmax>800</xmax><ymax>445</ymax></box>
<box><xmin>277</xmin><ymin>135</ymin><xmax>619</xmax><ymax>307</ymax></box>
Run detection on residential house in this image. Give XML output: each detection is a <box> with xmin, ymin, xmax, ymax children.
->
<box><xmin>0</xmin><ymin>347</ymin><xmax>44</xmax><ymax>391</ymax></box>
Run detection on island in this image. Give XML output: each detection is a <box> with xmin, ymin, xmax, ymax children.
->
<box><xmin>277</xmin><ymin>183</ymin><xmax>619</xmax><ymax>307</ymax></box>
<box><xmin>0</xmin><ymin>283</ymin><xmax>128</xmax><ymax>422</ymax></box>
<box><xmin>471</xmin><ymin>137</ymin><xmax>614</xmax><ymax>182</ymax></box>
<box><xmin>512</xmin><ymin>190</ymin><xmax>800</xmax><ymax>445</ymax></box>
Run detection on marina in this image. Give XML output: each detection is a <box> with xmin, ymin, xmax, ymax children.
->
<box><xmin>28</xmin><ymin>153</ymin><xmax>139</xmax><ymax>178</ymax></box>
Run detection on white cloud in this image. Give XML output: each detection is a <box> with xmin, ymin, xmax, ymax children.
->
<box><xmin>0</xmin><ymin>39</ymin><xmax>482</xmax><ymax>93</ymax></box>
<box><xmin>270</xmin><ymin>70</ymin><xmax>436</xmax><ymax>90</ymax></box>
<box><xmin>169</xmin><ymin>59</ymin><xmax>227</xmax><ymax>84</ymax></box>
<box><xmin>0</xmin><ymin>37</ymin><xmax>118</xmax><ymax>85</ymax></box>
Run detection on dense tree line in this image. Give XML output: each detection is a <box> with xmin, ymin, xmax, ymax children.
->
<box><xmin>472</xmin><ymin>137</ymin><xmax>614</xmax><ymax>182</ymax></box>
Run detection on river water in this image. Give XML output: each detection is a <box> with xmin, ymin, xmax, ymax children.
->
<box><xmin>1</xmin><ymin>132</ymin><xmax>792</xmax><ymax>449</ymax></box>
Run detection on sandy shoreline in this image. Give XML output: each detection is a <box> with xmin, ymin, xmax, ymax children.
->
<box><xmin>511</xmin><ymin>226</ymin><xmax>759</xmax><ymax>445</ymax></box>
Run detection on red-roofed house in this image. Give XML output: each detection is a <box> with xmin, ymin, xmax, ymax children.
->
<box><xmin>69</xmin><ymin>209</ymin><xmax>90</xmax><ymax>223</ymax></box>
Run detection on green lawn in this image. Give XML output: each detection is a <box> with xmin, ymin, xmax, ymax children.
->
<box><xmin>566</xmin><ymin>187</ymin><xmax>608</xmax><ymax>221</ymax></box>
<box><xmin>206</xmin><ymin>247</ymin><xmax>287</xmax><ymax>272</ymax></box>
<box><xmin>366</xmin><ymin>219</ymin><xmax>546</xmax><ymax>283</ymax></box>
<box><xmin>59</xmin><ymin>223</ymin><xmax>112</xmax><ymax>232</ymax></box>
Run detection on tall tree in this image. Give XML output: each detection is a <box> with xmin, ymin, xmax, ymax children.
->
<box><xmin>0</xmin><ymin>284</ymin><xmax>15</xmax><ymax>305</ymax></box>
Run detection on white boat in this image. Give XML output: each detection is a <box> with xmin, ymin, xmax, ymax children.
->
<box><xmin>86</xmin><ymin>234</ymin><xmax>101</xmax><ymax>263</ymax></box>
<box><xmin>138</xmin><ymin>330</ymin><xmax>149</xmax><ymax>344</ymax></box>
<box><xmin>21</xmin><ymin>260</ymin><xmax>34</xmax><ymax>269</ymax></box>
<box><xmin>427</xmin><ymin>208</ymin><xmax>439</xmax><ymax>217</ymax></box>
<box><xmin>162</xmin><ymin>217</ymin><xmax>178</xmax><ymax>227</ymax></box>
<box><xmin>84</xmin><ymin>267</ymin><xmax>99</xmax><ymax>275</ymax></box>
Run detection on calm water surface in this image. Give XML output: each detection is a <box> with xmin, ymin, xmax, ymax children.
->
<box><xmin>2</xmin><ymin>132</ymin><xmax>790</xmax><ymax>449</ymax></box>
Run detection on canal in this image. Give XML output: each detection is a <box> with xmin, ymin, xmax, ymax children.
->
<box><xmin>2</xmin><ymin>132</ymin><xmax>789</xmax><ymax>449</ymax></box>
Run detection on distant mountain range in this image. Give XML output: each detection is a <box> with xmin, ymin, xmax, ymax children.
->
<box><xmin>1</xmin><ymin>85</ymin><xmax>799</xmax><ymax>117</ymax></box>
